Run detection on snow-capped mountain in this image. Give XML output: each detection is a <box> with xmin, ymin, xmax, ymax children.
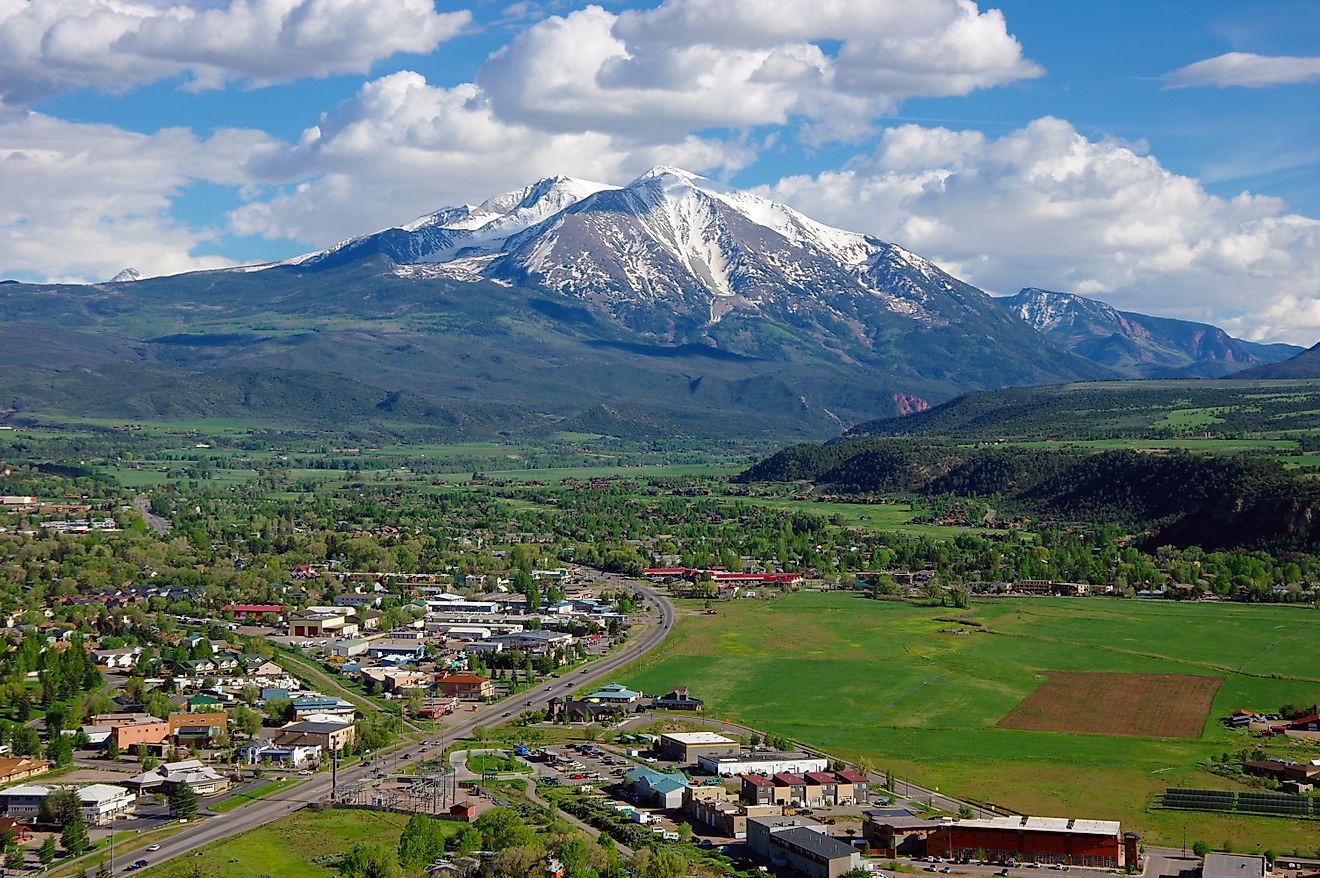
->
<box><xmin>1006</xmin><ymin>287</ymin><xmax>1300</xmax><ymax>378</ymax></box>
<box><xmin>286</xmin><ymin>167</ymin><xmax>1075</xmax><ymax>365</ymax></box>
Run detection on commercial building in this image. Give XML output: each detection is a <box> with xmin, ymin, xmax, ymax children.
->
<box><xmin>0</xmin><ymin>756</ymin><xmax>49</xmax><ymax>784</ymax></box>
<box><xmin>683</xmin><ymin>784</ymin><xmax>782</xmax><ymax>839</ymax></box>
<box><xmin>436</xmin><ymin>674</ymin><xmax>495</xmax><ymax>699</ymax></box>
<box><xmin>702</xmin><ymin>751</ymin><xmax>828</xmax><ymax>778</ymax></box>
<box><xmin>658</xmin><ymin>731</ymin><xmax>739</xmax><ymax>763</ymax></box>
<box><xmin>238</xmin><ymin>741</ymin><xmax>322</xmax><ymax>768</ymax></box>
<box><xmin>274</xmin><ymin>719</ymin><xmax>356</xmax><ymax>753</ymax></box>
<box><xmin>0</xmin><ymin>784</ymin><xmax>134</xmax><ymax>826</ymax></box>
<box><xmin>366</xmin><ymin>638</ymin><xmax>427</xmax><ymax>661</ymax></box>
<box><xmin>863</xmin><ymin>811</ymin><xmax>946</xmax><ymax>855</ymax></box>
<box><xmin>583</xmin><ymin>682</ymin><xmax>642</xmax><ymax>704</ymax></box>
<box><xmin>747</xmin><ymin>815</ymin><xmax>861</xmax><ymax>878</ymax></box>
<box><xmin>929</xmin><ymin>816</ymin><xmax>1123</xmax><ymax>868</ymax></box>
<box><xmin>127</xmin><ymin>759</ymin><xmax>231</xmax><ymax>797</ymax></box>
<box><xmin>1203</xmin><ymin>854</ymin><xmax>1267</xmax><ymax>878</ymax></box>
<box><xmin>290</xmin><ymin>609</ymin><xmax>358</xmax><ymax>639</ymax></box>
<box><xmin>624</xmin><ymin>767</ymin><xmax>689</xmax><ymax>809</ymax></box>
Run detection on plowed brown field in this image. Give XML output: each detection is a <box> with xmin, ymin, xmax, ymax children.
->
<box><xmin>998</xmin><ymin>671</ymin><xmax>1222</xmax><ymax>738</ymax></box>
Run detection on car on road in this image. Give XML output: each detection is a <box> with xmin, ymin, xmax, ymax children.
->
<box><xmin>997</xmin><ymin>869</ymin><xmax>1011</xmax><ymax>876</ymax></box>
<box><xmin>146</xmin><ymin>845</ymin><xmax>161</xmax><ymax>852</ymax></box>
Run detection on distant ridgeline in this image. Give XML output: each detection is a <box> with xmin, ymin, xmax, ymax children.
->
<box><xmin>843</xmin><ymin>379</ymin><xmax>1320</xmax><ymax>442</ymax></box>
<box><xmin>738</xmin><ymin>440</ymin><xmax>1320</xmax><ymax>553</ymax></box>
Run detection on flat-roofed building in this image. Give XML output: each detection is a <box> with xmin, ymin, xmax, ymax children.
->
<box><xmin>658</xmin><ymin>731</ymin><xmax>739</xmax><ymax>763</ymax></box>
<box><xmin>1203</xmin><ymin>854</ymin><xmax>1267</xmax><ymax>878</ymax></box>
<box><xmin>930</xmin><ymin>815</ymin><xmax>1123</xmax><ymax>868</ymax></box>
<box><xmin>700</xmin><ymin>751</ymin><xmax>827</xmax><ymax>778</ymax></box>
<box><xmin>747</xmin><ymin>815</ymin><xmax>861</xmax><ymax>878</ymax></box>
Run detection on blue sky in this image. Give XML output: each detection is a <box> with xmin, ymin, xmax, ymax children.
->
<box><xmin>2</xmin><ymin>0</ymin><xmax>1318</xmax><ymax>341</ymax></box>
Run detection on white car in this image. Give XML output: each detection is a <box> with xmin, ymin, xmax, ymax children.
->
<box><xmin>146</xmin><ymin>845</ymin><xmax>161</xmax><ymax>852</ymax></box>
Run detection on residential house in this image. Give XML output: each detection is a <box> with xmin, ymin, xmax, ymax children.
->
<box><xmin>650</xmin><ymin>687</ymin><xmax>704</xmax><ymax>712</ymax></box>
<box><xmin>92</xmin><ymin>647</ymin><xmax>141</xmax><ymax>670</ymax></box>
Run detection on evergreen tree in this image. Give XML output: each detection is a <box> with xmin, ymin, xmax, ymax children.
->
<box><xmin>61</xmin><ymin>814</ymin><xmax>90</xmax><ymax>856</ymax></box>
<box><xmin>169</xmin><ymin>783</ymin><xmax>199</xmax><ymax>818</ymax></box>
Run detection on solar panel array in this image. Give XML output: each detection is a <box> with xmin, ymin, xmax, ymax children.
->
<box><xmin>1237</xmin><ymin>792</ymin><xmax>1311</xmax><ymax>816</ymax></box>
<box><xmin>1161</xmin><ymin>789</ymin><xmax>1235</xmax><ymax>812</ymax></box>
<box><xmin>1161</xmin><ymin>788</ymin><xmax>1315</xmax><ymax>818</ymax></box>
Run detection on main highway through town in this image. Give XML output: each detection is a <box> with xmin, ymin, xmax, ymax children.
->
<box><xmin>131</xmin><ymin>575</ymin><xmax>676</xmax><ymax>873</ymax></box>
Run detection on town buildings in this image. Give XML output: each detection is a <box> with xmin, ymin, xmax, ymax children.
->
<box><xmin>657</xmin><ymin>731</ymin><xmax>739</xmax><ymax>763</ymax></box>
<box><xmin>747</xmin><ymin>815</ymin><xmax>862</xmax><ymax>878</ymax></box>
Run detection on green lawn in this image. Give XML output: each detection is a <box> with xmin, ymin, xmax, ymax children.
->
<box><xmin>467</xmin><ymin>751</ymin><xmax>531</xmax><ymax>774</ymax></box>
<box><xmin>617</xmin><ymin>593</ymin><xmax>1320</xmax><ymax>851</ymax></box>
<box><xmin>721</xmin><ymin>496</ymin><xmax>987</xmax><ymax>538</ymax></box>
<box><xmin>140</xmin><ymin>808</ymin><xmax>417</xmax><ymax>878</ymax></box>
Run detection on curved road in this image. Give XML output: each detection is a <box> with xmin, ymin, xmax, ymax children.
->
<box><xmin>130</xmin><ymin>576</ymin><xmax>674</xmax><ymax>873</ymax></box>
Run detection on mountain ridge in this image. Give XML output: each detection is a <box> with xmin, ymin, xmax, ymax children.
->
<box><xmin>5</xmin><ymin>167</ymin><xmax>1261</xmax><ymax>440</ymax></box>
<box><xmin>1004</xmin><ymin>287</ymin><xmax>1300</xmax><ymax>378</ymax></box>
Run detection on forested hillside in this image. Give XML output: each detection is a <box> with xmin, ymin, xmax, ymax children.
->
<box><xmin>739</xmin><ymin>441</ymin><xmax>1320</xmax><ymax>552</ymax></box>
<box><xmin>844</xmin><ymin>379</ymin><xmax>1320</xmax><ymax>440</ymax></box>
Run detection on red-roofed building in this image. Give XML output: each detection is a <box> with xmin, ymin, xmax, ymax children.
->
<box><xmin>741</xmin><ymin>773</ymin><xmax>776</xmax><ymax>805</ymax></box>
<box><xmin>436</xmin><ymin>673</ymin><xmax>494</xmax><ymax>699</ymax></box>
<box><xmin>222</xmin><ymin>604</ymin><xmax>284</xmax><ymax>621</ymax></box>
<box><xmin>804</xmin><ymin>771</ymin><xmax>839</xmax><ymax>805</ymax></box>
<box><xmin>834</xmin><ymin>769</ymin><xmax>870</xmax><ymax>803</ymax></box>
<box><xmin>772</xmin><ymin>772</ymin><xmax>807</xmax><ymax>804</ymax></box>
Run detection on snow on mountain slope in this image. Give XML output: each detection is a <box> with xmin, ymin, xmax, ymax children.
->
<box><xmin>1005</xmin><ymin>287</ymin><xmax>1302</xmax><ymax>377</ymax></box>
<box><xmin>291</xmin><ymin>174</ymin><xmax>615</xmax><ymax>270</ymax></box>
<box><xmin>259</xmin><ymin>168</ymin><xmax>1111</xmax><ymax>382</ymax></box>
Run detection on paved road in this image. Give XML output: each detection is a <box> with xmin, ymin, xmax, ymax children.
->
<box><xmin>132</xmin><ymin>576</ymin><xmax>674</xmax><ymax>874</ymax></box>
<box><xmin>134</xmin><ymin>495</ymin><xmax>171</xmax><ymax>536</ymax></box>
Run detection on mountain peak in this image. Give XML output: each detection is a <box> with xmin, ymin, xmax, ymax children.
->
<box><xmin>631</xmin><ymin>165</ymin><xmax>705</xmax><ymax>185</ymax></box>
<box><xmin>1005</xmin><ymin>287</ymin><xmax>1301</xmax><ymax>377</ymax></box>
<box><xmin>110</xmin><ymin>268</ymin><xmax>141</xmax><ymax>283</ymax></box>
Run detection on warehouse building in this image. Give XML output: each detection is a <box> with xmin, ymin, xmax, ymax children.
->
<box><xmin>699</xmin><ymin>750</ymin><xmax>827</xmax><ymax>777</ymax></box>
<box><xmin>929</xmin><ymin>816</ymin><xmax>1123</xmax><ymax>868</ymax></box>
<box><xmin>658</xmin><ymin>731</ymin><xmax>739</xmax><ymax>763</ymax></box>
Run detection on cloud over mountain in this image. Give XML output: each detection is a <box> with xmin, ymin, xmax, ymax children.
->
<box><xmin>0</xmin><ymin>0</ymin><xmax>470</xmax><ymax>106</ymax></box>
<box><xmin>765</xmin><ymin>117</ymin><xmax>1320</xmax><ymax>344</ymax></box>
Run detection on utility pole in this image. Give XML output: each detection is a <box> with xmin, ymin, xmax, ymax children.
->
<box><xmin>331</xmin><ymin>745</ymin><xmax>339</xmax><ymax>801</ymax></box>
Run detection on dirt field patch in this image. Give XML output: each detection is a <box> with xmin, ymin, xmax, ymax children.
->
<box><xmin>999</xmin><ymin>671</ymin><xmax>1222</xmax><ymax>738</ymax></box>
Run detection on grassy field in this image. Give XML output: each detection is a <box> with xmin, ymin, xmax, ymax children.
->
<box><xmin>140</xmin><ymin>808</ymin><xmax>417</xmax><ymax>878</ymax></box>
<box><xmin>617</xmin><ymin>593</ymin><xmax>1320</xmax><ymax>851</ymax></box>
<box><xmin>721</xmin><ymin>496</ymin><xmax>987</xmax><ymax>539</ymax></box>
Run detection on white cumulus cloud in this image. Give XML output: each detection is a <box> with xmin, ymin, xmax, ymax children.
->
<box><xmin>0</xmin><ymin>0</ymin><xmax>471</xmax><ymax>106</ymax></box>
<box><xmin>229</xmin><ymin>71</ymin><xmax>754</xmax><ymax>246</ymax></box>
<box><xmin>764</xmin><ymin>117</ymin><xmax>1320</xmax><ymax>344</ymax></box>
<box><xmin>478</xmin><ymin>0</ymin><xmax>1041</xmax><ymax>144</ymax></box>
<box><xmin>1166</xmin><ymin>52</ymin><xmax>1320</xmax><ymax>89</ymax></box>
<box><xmin>0</xmin><ymin>112</ymin><xmax>281</xmax><ymax>281</ymax></box>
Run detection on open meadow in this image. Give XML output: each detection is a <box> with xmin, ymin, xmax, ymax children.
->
<box><xmin>137</xmin><ymin>808</ymin><xmax>417</xmax><ymax>878</ymax></box>
<box><xmin>617</xmin><ymin>593</ymin><xmax>1320</xmax><ymax>852</ymax></box>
